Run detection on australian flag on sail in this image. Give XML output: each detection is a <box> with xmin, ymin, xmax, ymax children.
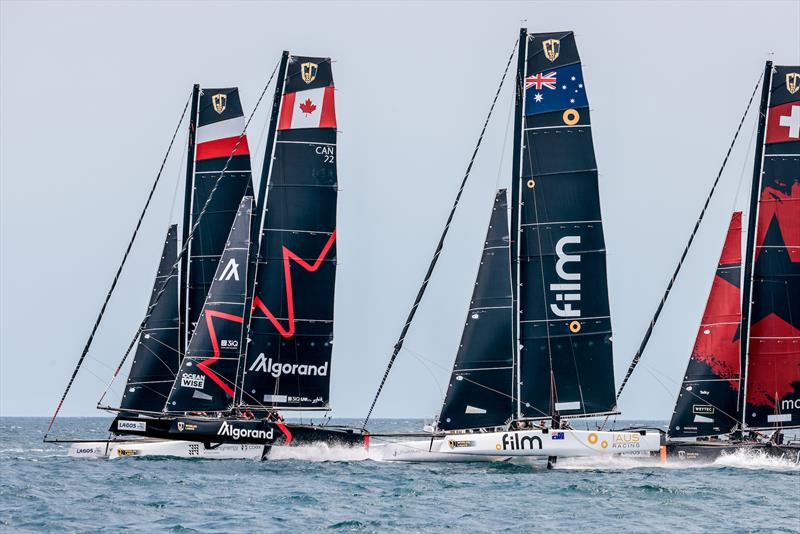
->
<box><xmin>525</xmin><ymin>63</ymin><xmax>588</xmax><ymax>116</ymax></box>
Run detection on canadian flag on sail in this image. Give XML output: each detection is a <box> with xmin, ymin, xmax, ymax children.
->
<box><xmin>278</xmin><ymin>86</ymin><xmax>336</xmax><ymax>130</ymax></box>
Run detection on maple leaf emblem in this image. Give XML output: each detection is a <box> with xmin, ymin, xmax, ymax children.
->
<box><xmin>299</xmin><ymin>98</ymin><xmax>317</xmax><ymax>115</ymax></box>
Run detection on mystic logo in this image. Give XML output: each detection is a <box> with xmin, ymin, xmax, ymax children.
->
<box><xmin>117</xmin><ymin>420</ymin><xmax>146</xmax><ymax>432</ymax></box>
<box><xmin>181</xmin><ymin>372</ymin><xmax>206</xmax><ymax>390</ymax></box>
<box><xmin>217</xmin><ymin>421</ymin><xmax>274</xmax><ymax>441</ymax></box>
<box><xmin>495</xmin><ymin>433</ymin><xmax>543</xmax><ymax>451</ymax></box>
<box><xmin>550</xmin><ymin>235</ymin><xmax>581</xmax><ymax>318</ymax></box>
<box><xmin>218</xmin><ymin>258</ymin><xmax>240</xmax><ymax>281</ymax></box>
<box><xmin>248</xmin><ymin>354</ymin><xmax>329</xmax><ymax>378</ymax></box>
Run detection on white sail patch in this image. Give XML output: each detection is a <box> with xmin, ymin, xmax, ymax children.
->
<box><xmin>555</xmin><ymin>401</ymin><xmax>581</xmax><ymax>411</ymax></box>
<box><xmin>465</xmin><ymin>405</ymin><xmax>487</xmax><ymax>414</ymax></box>
<box><xmin>550</xmin><ymin>236</ymin><xmax>581</xmax><ymax>318</ymax></box>
<box><xmin>196</xmin><ymin>116</ymin><xmax>246</xmax><ymax>144</ymax></box>
<box><xmin>693</xmin><ymin>414</ymin><xmax>714</xmax><ymax>423</ymax></box>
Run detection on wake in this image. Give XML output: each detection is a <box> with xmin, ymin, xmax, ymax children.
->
<box><xmin>554</xmin><ymin>449</ymin><xmax>800</xmax><ymax>472</ymax></box>
<box><xmin>268</xmin><ymin>442</ymin><xmax>369</xmax><ymax>462</ymax></box>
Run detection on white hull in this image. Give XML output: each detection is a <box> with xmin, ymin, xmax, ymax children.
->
<box><xmin>375</xmin><ymin>428</ymin><xmax>661</xmax><ymax>462</ymax></box>
<box><xmin>68</xmin><ymin>439</ymin><xmax>267</xmax><ymax>459</ymax></box>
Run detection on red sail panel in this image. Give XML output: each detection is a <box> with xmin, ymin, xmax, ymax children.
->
<box><xmin>744</xmin><ymin>65</ymin><xmax>800</xmax><ymax>428</ymax></box>
<box><xmin>669</xmin><ymin>213</ymin><xmax>742</xmax><ymax>437</ymax></box>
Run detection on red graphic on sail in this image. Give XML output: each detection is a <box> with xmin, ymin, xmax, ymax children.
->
<box><xmin>755</xmin><ymin>181</ymin><xmax>800</xmax><ymax>262</ymax></box>
<box><xmin>745</xmin><ymin>314</ymin><xmax>800</xmax><ymax>408</ymax></box>
<box><xmin>690</xmin><ymin>212</ymin><xmax>742</xmax><ymax>388</ymax></box>
<box><xmin>195</xmin><ymin>310</ymin><xmax>243</xmax><ymax>398</ymax></box>
<box><xmin>252</xmin><ymin>230</ymin><xmax>337</xmax><ymax>338</ymax></box>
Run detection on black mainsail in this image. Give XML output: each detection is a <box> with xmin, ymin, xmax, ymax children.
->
<box><xmin>120</xmin><ymin>225</ymin><xmax>181</xmax><ymax>413</ymax></box>
<box><xmin>439</xmin><ymin>190</ymin><xmax>514</xmax><ymax>430</ymax></box>
<box><xmin>184</xmin><ymin>88</ymin><xmax>254</xmax><ymax>345</ymax></box>
<box><xmin>516</xmin><ymin>31</ymin><xmax>616</xmax><ymax>419</ymax></box>
<box><xmin>241</xmin><ymin>56</ymin><xmax>339</xmax><ymax>410</ymax></box>
<box><xmin>166</xmin><ymin>197</ymin><xmax>253</xmax><ymax>412</ymax></box>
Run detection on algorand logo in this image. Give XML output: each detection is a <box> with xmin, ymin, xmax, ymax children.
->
<box><xmin>550</xmin><ymin>235</ymin><xmax>581</xmax><ymax>318</ymax></box>
<box><xmin>248</xmin><ymin>354</ymin><xmax>329</xmax><ymax>378</ymax></box>
<box><xmin>217</xmin><ymin>421</ymin><xmax>274</xmax><ymax>441</ymax></box>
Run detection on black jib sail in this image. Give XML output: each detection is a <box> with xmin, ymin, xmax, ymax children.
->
<box><xmin>241</xmin><ymin>56</ymin><xmax>338</xmax><ymax>410</ymax></box>
<box><xmin>119</xmin><ymin>225</ymin><xmax>181</xmax><ymax>413</ymax></box>
<box><xmin>166</xmin><ymin>197</ymin><xmax>254</xmax><ymax>413</ymax></box>
<box><xmin>743</xmin><ymin>64</ymin><xmax>800</xmax><ymax>429</ymax></box>
<box><xmin>669</xmin><ymin>213</ymin><xmax>743</xmax><ymax>438</ymax></box>
<box><xmin>439</xmin><ymin>190</ymin><xmax>514</xmax><ymax>430</ymax></box>
<box><xmin>185</xmin><ymin>88</ymin><xmax>254</xmax><ymax>344</ymax></box>
<box><xmin>516</xmin><ymin>31</ymin><xmax>616</xmax><ymax>419</ymax></box>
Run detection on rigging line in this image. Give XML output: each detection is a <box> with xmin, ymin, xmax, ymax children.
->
<box><xmin>94</xmin><ymin>59</ymin><xmax>281</xmax><ymax>416</ymax></box>
<box><xmin>169</xmin><ymin>130</ymin><xmax>188</xmax><ymax>224</ymax></box>
<box><xmin>495</xmin><ymin>89</ymin><xmax>516</xmax><ymax>189</ymax></box>
<box><xmin>361</xmin><ymin>37</ymin><xmax>520</xmax><ymax>431</ymax></box>
<box><xmin>615</xmin><ymin>69</ymin><xmax>765</xmax><ymax>401</ymax></box>
<box><xmin>45</xmin><ymin>90</ymin><xmax>193</xmax><ymax>438</ymax></box>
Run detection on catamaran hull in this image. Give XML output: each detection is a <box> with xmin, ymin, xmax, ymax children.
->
<box><xmin>69</xmin><ymin>440</ymin><xmax>268</xmax><ymax>459</ymax></box>
<box><xmin>375</xmin><ymin>428</ymin><xmax>661</xmax><ymax>462</ymax></box>
<box><xmin>110</xmin><ymin>415</ymin><xmax>367</xmax><ymax>448</ymax></box>
<box><xmin>664</xmin><ymin>442</ymin><xmax>800</xmax><ymax>463</ymax></box>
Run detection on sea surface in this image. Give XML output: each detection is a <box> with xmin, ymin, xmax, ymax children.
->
<box><xmin>1</xmin><ymin>417</ymin><xmax>798</xmax><ymax>533</ymax></box>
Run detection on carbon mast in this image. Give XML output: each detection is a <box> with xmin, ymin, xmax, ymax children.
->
<box><xmin>739</xmin><ymin>60</ymin><xmax>773</xmax><ymax>426</ymax></box>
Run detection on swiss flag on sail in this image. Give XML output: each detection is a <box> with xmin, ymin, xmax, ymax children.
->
<box><xmin>278</xmin><ymin>86</ymin><xmax>336</xmax><ymax>130</ymax></box>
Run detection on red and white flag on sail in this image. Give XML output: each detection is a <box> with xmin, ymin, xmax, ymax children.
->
<box><xmin>278</xmin><ymin>86</ymin><xmax>336</xmax><ymax>130</ymax></box>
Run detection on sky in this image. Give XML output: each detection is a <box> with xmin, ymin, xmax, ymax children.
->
<box><xmin>1</xmin><ymin>0</ymin><xmax>798</xmax><ymax>423</ymax></box>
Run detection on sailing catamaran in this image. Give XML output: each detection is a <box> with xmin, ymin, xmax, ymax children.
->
<box><xmin>47</xmin><ymin>53</ymin><xmax>367</xmax><ymax>459</ymax></box>
<box><xmin>665</xmin><ymin>62</ymin><xmax>800</xmax><ymax>462</ymax></box>
<box><xmin>367</xmin><ymin>29</ymin><xmax>661</xmax><ymax>463</ymax></box>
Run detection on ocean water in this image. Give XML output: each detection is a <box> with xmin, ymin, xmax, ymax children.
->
<box><xmin>1</xmin><ymin>417</ymin><xmax>798</xmax><ymax>533</ymax></box>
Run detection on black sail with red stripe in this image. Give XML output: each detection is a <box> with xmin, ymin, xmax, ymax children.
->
<box><xmin>743</xmin><ymin>65</ymin><xmax>800</xmax><ymax>428</ymax></box>
<box><xmin>670</xmin><ymin>213</ymin><xmax>743</xmax><ymax>437</ymax></box>
<box><xmin>439</xmin><ymin>190</ymin><xmax>514</xmax><ymax>430</ymax></box>
<box><xmin>241</xmin><ymin>56</ymin><xmax>338</xmax><ymax>410</ymax></box>
<box><xmin>516</xmin><ymin>31</ymin><xmax>616</xmax><ymax>419</ymax></box>
<box><xmin>166</xmin><ymin>197</ymin><xmax>253</xmax><ymax>412</ymax></box>
<box><xmin>120</xmin><ymin>225</ymin><xmax>181</xmax><ymax>413</ymax></box>
<box><xmin>186</xmin><ymin>88</ymin><xmax>254</xmax><ymax>342</ymax></box>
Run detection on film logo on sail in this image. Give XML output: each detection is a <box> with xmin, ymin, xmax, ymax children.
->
<box><xmin>550</xmin><ymin>235</ymin><xmax>581</xmax><ymax>319</ymax></box>
<box><xmin>248</xmin><ymin>354</ymin><xmax>329</xmax><ymax>378</ymax></box>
